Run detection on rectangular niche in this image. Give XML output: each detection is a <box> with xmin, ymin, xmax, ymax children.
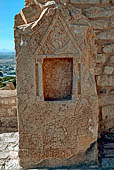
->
<box><xmin>43</xmin><ymin>58</ymin><xmax>73</xmax><ymax>101</ymax></box>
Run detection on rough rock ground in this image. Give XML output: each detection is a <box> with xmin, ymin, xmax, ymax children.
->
<box><xmin>0</xmin><ymin>132</ymin><xmax>19</xmax><ymax>170</ymax></box>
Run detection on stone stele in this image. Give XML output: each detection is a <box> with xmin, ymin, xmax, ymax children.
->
<box><xmin>14</xmin><ymin>0</ymin><xmax>99</xmax><ymax>169</ymax></box>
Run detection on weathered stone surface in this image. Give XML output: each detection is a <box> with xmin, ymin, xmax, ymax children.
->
<box><xmin>71</xmin><ymin>0</ymin><xmax>98</xmax><ymax>3</ymax></box>
<box><xmin>110</xmin><ymin>16</ymin><xmax>114</xmax><ymax>27</ymax></box>
<box><xmin>96</xmin><ymin>30</ymin><xmax>114</xmax><ymax>40</ymax></box>
<box><xmin>102</xmin><ymin>106</ymin><xmax>114</xmax><ymax>120</ymax></box>
<box><xmin>43</xmin><ymin>58</ymin><xmax>73</xmax><ymax>100</ymax></box>
<box><xmin>84</xmin><ymin>6</ymin><xmax>114</xmax><ymax>18</ymax></box>
<box><xmin>102</xmin><ymin>118</ymin><xmax>114</xmax><ymax>131</ymax></box>
<box><xmin>102</xmin><ymin>0</ymin><xmax>110</xmax><ymax>3</ymax></box>
<box><xmin>110</xmin><ymin>55</ymin><xmax>114</xmax><ymax>63</ymax></box>
<box><xmin>0</xmin><ymin>90</ymin><xmax>17</xmax><ymax>133</ymax></box>
<box><xmin>89</xmin><ymin>19</ymin><xmax>108</xmax><ymax>30</ymax></box>
<box><xmin>15</xmin><ymin>13</ymin><xmax>25</xmax><ymax>27</ymax></box>
<box><xmin>99</xmin><ymin>95</ymin><xmax>114</xmax><ymax>106</ymax></box>
<box><xmin>104</xmin><ymin>66</ymin><xmax>114</xmax><ymax>74</ymax></box>
<box><xmin>0</xmin><ymin>132</ymin><xmax>113</xmax><ymax>170</ymax></box>
<box><xmin>21</xmin><ymin>4</ymin><xmax>42</xmax><ymax>24</ymax></box>
<box><xmin>97</xmin><ymin>75</ymin><xmax>114</xmax><ymax>86</ymax></box>
<box><xmin>13</xmin><ymin>0</ymin><xmax>114</xmax><ymax>169</ymax></box>
<box><xmin>15</xmin><ymin>1</ymin><xmax>98</xmax><ymax>169</ymax></box>
<box><xmin>94</xmin><ymin>67</ymin><xmax>102</xmax><ymax>75</ymax></box>
<box><xmin>0</xmin><ymin>90</ymin><xmax>16</xmax><ymax>97</ymax></box>
<box><xmin>96</xmin><ymin>54</ymin><xmax>106</xmax><ymax>63</ymax></box>
<box><xmin>103</xmin><ymin>44</ymin><xmax>114</xmax><ymax>53</ymax></box>
<box><xmin>0</xmin><ymin>132</ymin><xmax>19</xmax><ymax>170</ymax></box>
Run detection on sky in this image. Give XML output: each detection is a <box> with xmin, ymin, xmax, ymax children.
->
<box><xmin>0</xmin><ymin>0</ymin><xmax>24</xmax><ymax>51</ymax></box>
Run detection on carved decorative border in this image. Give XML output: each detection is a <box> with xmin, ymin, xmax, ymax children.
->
<box><xmin>35</xmin><ymin>54</ymin><xmax>81</xmax><ymax>101</ymax></box>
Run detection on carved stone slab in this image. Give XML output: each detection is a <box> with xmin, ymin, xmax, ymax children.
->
<box><xmin>15</xmin><ymin>1</ymin><xmax>99</xmax><ymax>169</ymax></box>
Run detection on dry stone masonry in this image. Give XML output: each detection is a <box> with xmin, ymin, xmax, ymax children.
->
<box><xmin>0</xmin><ymin>90</ymin><xmax>17</xmax><ymax>133</ymax></box>
<box><xmin>14</xmin><ymin>0</ymin><xmax>114</xmax><ymax>169</ymax></box>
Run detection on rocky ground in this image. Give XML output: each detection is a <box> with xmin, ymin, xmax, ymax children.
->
<box><xmin>0</xmin><ymin>132</ymin><xmax>19</xmax><ymax>170</ymax></box>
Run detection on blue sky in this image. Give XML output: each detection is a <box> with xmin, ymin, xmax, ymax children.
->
<box><xmin>0</xmin><ymin>0</ymin><xmax>24</xmax><ymax>51</ymax></box>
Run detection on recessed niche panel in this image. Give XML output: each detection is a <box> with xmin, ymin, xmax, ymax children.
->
<box><xmin>43</xmin><ymin>58</ymin><xmax>73</xmax><ymax>101</ymax></box>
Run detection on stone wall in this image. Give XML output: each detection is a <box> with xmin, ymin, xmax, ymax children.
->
<box><xmin>0</xmin><ymin>90</ymin><xmax>17</xmax><ymax>133</ymax></box>
<box><xmin>66</xmin><ymin>0</ymin><xmax>114</xmax><ymax>133</ymax></box>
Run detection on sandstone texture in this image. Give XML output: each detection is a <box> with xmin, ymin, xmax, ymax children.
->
<box><xmin>14</xmin><ymin>0</ymin><xmax>114</xmax><ymax>169</ymax></box>
<box><xmin>15</xmin><ymin>0</ymin><xmax>99</xmax><ymax>169</ymax></box>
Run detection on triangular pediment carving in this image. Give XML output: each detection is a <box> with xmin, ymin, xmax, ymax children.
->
<box><xmin>35</xmin><ymin>12</ymin><xmax>81</xmax><ymax>57</ymax></box>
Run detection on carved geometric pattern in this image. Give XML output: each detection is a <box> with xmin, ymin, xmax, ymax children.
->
<box><xmin>38</xmin><ymin>14</ymin><xmax>80</xmax><ymax>56</ymax></box>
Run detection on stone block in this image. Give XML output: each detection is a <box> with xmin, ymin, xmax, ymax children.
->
<box><xmin>103</xmin><ymin>118</ymin><xmax>114</xmax><ymax>131</ymax></box>
<box><xmin>96</xmin><ymin>54</ymin><xmax>106</xmax><ymax>63</ymax></box>
<box><xmin>97</xmin><ymin>75</ymin><xmax>114</xmax><ymax>86</ymax></box>
<box><xmin>8</xmin><ymin>107</ymin><xmax>17</xmax><ymax>117</ymax></box>
<box><xmin>0</xmin><ymin>108</ymin><xmax>9</xmax><ymax>117</ymax></box>
<box><xmin>0</xmin><ymin>91</ymin><xmax>17</xmax><ymax>133</ymax></box>
<box><xmin>94</xmin><ymin>67</ymin><xmax>102</xmax><ymax>75</ymax></box>
<box><xmin>0</xmin><ymin>118</ymin><xmax>8</xmax><ymax>128</ymax></box>
<box><xmin>15</xmin><ymin>1</ymin><xmax>99</xmax><ymax>169</ymax></box>
<box><xmin>7</xmin><ymin>118</ymin><xmax>17</xmax><ymax>129</ymax></box>
<box><xmin>84</xmin><ymin>6</ymin><xmax>114</xmax><ymax>18</ymax></box>
<box><xmin>70</xmin><ymin>0</ymin><xmax>98</xmax><ymax>3</ymax></box>
<box><xmin>0</xmin><ymin>90</ymin><xmax>16</xmax><ymax>98</ymax></box>
<box><xmin>104</xmin><ymin>66</ymin><xmax>114</xmax><ymax>74</ymax></box>
<box><xmin>102</xmin><ymin>0</ymin><xmax>110</xmax><ymax>3</ymax></box>
<box><xmin>103</xmin><ymin>44</ymin><xmax>114</xmax><ymax>53</ymax></box>
<box><xmin>89</xmin><ymin>19</ymin><xmax>108</xmax><ymax>29</ymax></box>
<box><xmin>96</xmin><ymin>30</ymin><xmax>114</xmax><ymax>40</ymax></box>
<box><xmin>0</xmin><ymin>98</ymin><xmax>16</xmax><ymax>106</ymax></box>
<box><xmin>110</xmin><ymin>16</ymin><xmax>114</xmax><ymax>28</ymax></box>
<box><xmin>110</xmin><ymin>55</ymin><xmax>114</xmax><ymax>63</ymax></box>
<box><xmin>99</xmin><ymin>95</ymin><xmax>114</xmax><ymax>106</ymax></box>
<box><xmin>102</xmin><ymin>106</ymin><xmax>114</xmax><ymax>120</ymax></box>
